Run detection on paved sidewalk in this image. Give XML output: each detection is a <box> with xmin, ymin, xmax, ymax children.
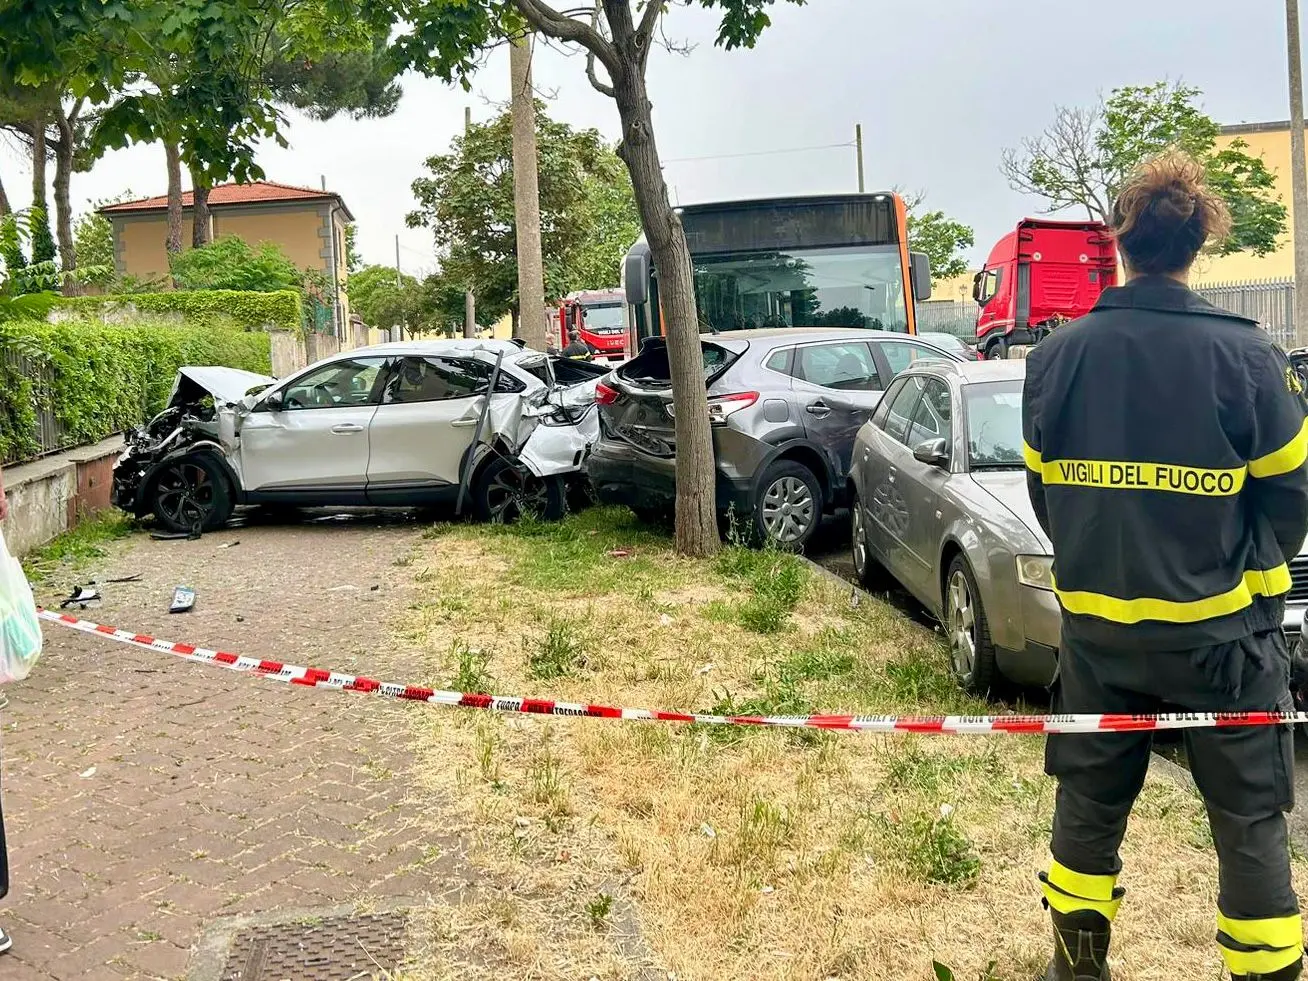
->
<box><xmin>2</xmin><ymin>520</ymin><xmax>455</xmax><ymax>980</ymax></box>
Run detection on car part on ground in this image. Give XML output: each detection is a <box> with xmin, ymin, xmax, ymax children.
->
<box><xmin>113</xmin><ymin>342</ymin><xmax>606</xmax><ymax>532</ymax></box>
<box><xmin>587</xmin><ymin>327</ymin><xmax>964</xmax><ymax>549</ymax></box>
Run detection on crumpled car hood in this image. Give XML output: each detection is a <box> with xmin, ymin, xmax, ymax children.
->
<box><xmin>170</xmin><ymin>366</ymin><xmax>275</xmax><ymax>408</ymax></box>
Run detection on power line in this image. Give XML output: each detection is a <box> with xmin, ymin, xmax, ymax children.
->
<box><xmin>662</xmin><ymin>141</ymin><xmax>856</xmax><ymax>165</ymax></box>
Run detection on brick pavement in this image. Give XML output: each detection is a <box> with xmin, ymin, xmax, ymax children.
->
<box><xmin>0</xmin><ymin>520</ymin><xmax>461</xmax><ymax>980</ymax></box>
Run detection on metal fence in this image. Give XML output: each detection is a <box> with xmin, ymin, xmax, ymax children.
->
<box><xmin>915</xmin><ymin>300</ymin><xmax>979</xmax><ymax>340</ymax></box>
<box><xmin>1194</xmin><ymin>279</ymin><xmax>1295</xmax><ymax>349</ymax></box>
<box><xmin>2</xmin><ymin>347</ymin><xmax>69</xmax><ymax>466</ymax></box>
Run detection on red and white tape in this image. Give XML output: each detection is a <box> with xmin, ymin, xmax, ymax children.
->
<box><xmin>35</xmin><ymin>608</ymin><xmax>1308</xmax><ymax>735</ymax></box>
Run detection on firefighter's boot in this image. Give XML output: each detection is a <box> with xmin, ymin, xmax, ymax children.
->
<box><xmin>1044</xmin><ymin>908</ymin><xmax>1112</xmax><ymax>981</ymax></box>
<box><xmin>1229</xmin><ymin>964</ymin><xmax>1302</xmax><ymax>981</ymax></box>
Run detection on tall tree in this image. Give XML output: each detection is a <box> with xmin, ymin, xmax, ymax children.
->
<box><xmin>903</xmin><ymin>193</ymin><xmax>975</xmax><ymax>282</ymax></box>
<box><xmin>1002</xmin><ymin>82</ymin><xmax>1287</xmax><ymax>257</ymax></box>
<box><xmin>383</xmin><ymin>0</ymin><xmax>801</xmax><ymax>556</ymax></box>
<box><xmin>407</xmin><ymin>102</ymin><xmax>639</xmax><ymax>328</ymax></box>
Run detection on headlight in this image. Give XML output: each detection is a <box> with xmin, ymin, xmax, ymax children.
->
<box><xmin>1015</xmin><ymin>554</ymin><xmax>1054</xmax><ymax>591</ymax></box>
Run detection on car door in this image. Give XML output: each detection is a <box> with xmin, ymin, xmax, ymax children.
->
<box><xmin>892</xmin><ymin>377</ymin><xmax>956</xmax><ymax>598</ymax></box>
<box><xmin>860</xmin><ymin>375</ymin><xmax>927</xmax><ymax>580</ymax></box>
<box><xmin>870</xmin><ymin>337</ymin><xmax>958</xmax><ymax>385</ymax></box>
<box><xmin>790</xmin><ymin>340</ymin><xmax>886</xmax><ymax>482</ymax></box>
<box><xmin>365</xmin><ymin>354</ymin><xmax>523</xmax><ymax>504</ymax></box>
<box><xmin>237</xmin><ymin>355</ymin><xmax>387</xmax><ymax>503</ymax></box>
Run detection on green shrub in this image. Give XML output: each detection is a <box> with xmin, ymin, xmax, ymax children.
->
<box><xmin>55</xmin><ymin>289</ymin><xmax>303</xmax><ymax>333</ymax></box>
<box><xmin>0</xmin><ymin>317</ymin><xmax>271</xmax><ymax>464</ymax></box>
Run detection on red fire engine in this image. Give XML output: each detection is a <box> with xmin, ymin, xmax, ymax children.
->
<box><xmin>555</xmin><ymin>289</ymin><xmax>627</xmax><ymax>361</ymax></box>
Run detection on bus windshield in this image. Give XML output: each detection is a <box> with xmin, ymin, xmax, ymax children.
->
<box><xmin>692</xmin><ymin>245</ymin><xmax>908</xmax><ymax>333</ymax></box>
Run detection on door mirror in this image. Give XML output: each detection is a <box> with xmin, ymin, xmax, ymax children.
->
<box><xmin>262</xmin><ymin>389</ymin><xmax>285</xmax><ymax>412</ymax></box>
<box><xmin>910</xmin><ymin>251</ymin><xmax>932</xmax><ymax>302</ymax></box>
<box><xmin>913</xmin><ymin>437</ymin><xmax>949</xmax><ymax>468</ymax></box>
<box><xmin>971</xmin><ymin>271</ymin><xmax>983</xmax><ymax>303</ymax></box>
<box><xmin>623</xmin><ymin>251</ymin><xmax>650</xmax><ymax>305</ymax></box>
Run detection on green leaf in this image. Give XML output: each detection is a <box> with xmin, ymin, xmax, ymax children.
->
<box><xmin>932</xmin><ymin>961</ymin><xmax>955</xmax><ymax>981</ymax></box>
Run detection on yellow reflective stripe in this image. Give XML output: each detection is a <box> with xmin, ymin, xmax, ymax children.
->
<box><xmin>1217</xmin><ymin>912</ymin><xmax>1304</xmax><ymax>951</ymax></box>
<box><xmin>1047</xmin><ymin>861</ymin><xmax>1116</xmax><ymax>902</ymax></box>
<box><xmin>1037</xmin><ymin>458</ymin><xmax>1246</xmax><ymax>497</ymax></box>
<box><xmin>1023</xmin><ymin>440</ymin><xmax>1042</xmax><ymax>471</ymax></box>
<box><xmin>1249</xmin><ymin>418</ymin><xmax>1308</xmax><ymax>479</ymax></box>
<box><xmin>1039</xmin><ymin>878</ymin><xmax>1123</xmax><ymax>922</ymax></box>
<box><xmin>1054</xmin><ymin>565</ymin><xmax>1291</xmax><ymax>626</ymax></box>
<box><xmin>1220</xmin><ymin>943</ymin><xmax>1304</xmax><ymax>976</ymax></box>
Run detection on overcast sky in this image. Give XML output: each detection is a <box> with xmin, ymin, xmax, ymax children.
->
<box><xmin>0</xmin><ymin>0</ymin><xmax>1295</xmax><ymax>275</ymax></box>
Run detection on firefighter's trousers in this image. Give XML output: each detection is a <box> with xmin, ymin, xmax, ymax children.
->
<box><xmin>1044</xmin><ymin>629</ymin><xmax>1302</xmax><ymax>976</ymax></box>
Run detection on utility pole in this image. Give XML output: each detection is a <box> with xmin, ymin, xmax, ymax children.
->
<box><xmin>510</xmin><ymin>33</ymin><xmax>547</xmax><ymax>351</ymax></box>
<box><xmin>1289</xmin><ymin>0</ymin><xmax>1308</xmax><ymax>346</ymax></box>
<box><xmin>395</xmin><ymin>235</ymin><xmax>401</xmax><ymax>287</ymax></box>
<box><xmin>464</xmin><ymin>106</ymin><xmax>477</xmax><ymax>339</ymax></box>
<box><xmin>855</xmin><ymin>124</ymin><xmax>865</xmax><ymax>193</ymax></box>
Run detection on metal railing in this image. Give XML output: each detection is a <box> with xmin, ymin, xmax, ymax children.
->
<box><xmin>2</xmin><ymin>347</ymin><xmax>70</xmax><ymax>466</ymax></box>
<box><xmin>1193</xmin><ymin>279</ymin><xmax>1295</xmax><ymax>349</ymax></box>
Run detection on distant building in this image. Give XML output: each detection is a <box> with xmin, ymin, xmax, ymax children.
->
<box><xmin>99</xmin><ymin>181</ymin><xmax>353</xmax><ymax>332</ymax></box>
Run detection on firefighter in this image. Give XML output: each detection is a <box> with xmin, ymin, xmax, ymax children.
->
<box><xmin>1023</xmin><ymin>150</ymin><xmax>1308</xmax><ymax>980</ymax></box>
<box><xmin>561</xmin><ymin>327</ymin><xmax>593</xmax><ymax>360</ymax></box>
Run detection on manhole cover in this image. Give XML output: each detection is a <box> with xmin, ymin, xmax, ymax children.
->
<box><xmin>219</xmin><ymin>911</ymin><xmax>409</xmax><ymax>981</ymax></box>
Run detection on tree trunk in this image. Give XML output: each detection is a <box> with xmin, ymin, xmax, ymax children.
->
<box><xmin>190</xmin><ymin>165</ymin><xmax>212</xmax><ymax>248</ymax></box>
<box><xmin>0</xmin><ymin>171</ymin><xmax>10</xmax><ymax>217</ymax></box>
<box><xmin>164</xmin><ymin>141</ymin><xmax>184</xmax><ymax>256</ymax></box>
<box><xmin>510</xmin><ymin>305</ymin><xmax>520</xmax><ymax>339</ymax></box>
<box><xmin>29</xmin><ymin>117</ymin><xmax>57</xmax><ymax>266</ymax></box>
<box><xmin>52</xmin><ymin>107</ymin><xmax>76</xmax><ymax>287</ymax></box>
<box><xmin>1289</xmin><ymin>0</ymin><xmax>1308</xmax><ymax>346</ymax></box>
<box><xmin>510</xmin><ymin>35</ymin><xmax>547</xmax><ymax>352</ymax></box>
<box><xmin>612</xmin><ymin>71</ymin><xmax>719</xmax><ymax>556</ymax></box>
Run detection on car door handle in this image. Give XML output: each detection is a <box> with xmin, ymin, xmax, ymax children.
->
<box><xmin>805</xmin><ymin>402</ymin><xmax>831</xmax><ymax>418</ymax></box>
<box><xmin>330</xmin><ymin>423</ymin><xmax>364</xmax><ymax>434</ymax></box>
<box><xmin>451</xmin><ymin>419</ymin><xmax>477</xmax><ymax>428</ymax></box>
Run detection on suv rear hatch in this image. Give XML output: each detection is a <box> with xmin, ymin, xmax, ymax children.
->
<box><xmin>601</xmin><ymin>337</ymin><xmax>745</xmax><ymax>457</ymax></box>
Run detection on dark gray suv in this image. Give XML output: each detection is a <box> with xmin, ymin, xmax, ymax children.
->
<box><xmin>588</xmin><ymin>327</ymin><xmax>964</xmax><ymax>547</ymax></box>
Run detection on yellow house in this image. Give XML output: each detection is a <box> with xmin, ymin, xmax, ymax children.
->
<box><xmin>1189</xmin><ymin>121</ymin><xmax>1298</xmax><ymax>285</ymax></box>
<box><xmin>100</xmin><ymin>180</ymin><xmax>353</xmax><ymax>332</ymax></box>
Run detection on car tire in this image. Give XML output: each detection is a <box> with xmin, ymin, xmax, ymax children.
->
<box><xmin>988</xmin><ymin>337</ymin><xmax>1008</xmax><ymax>361</ymax></box>
<box><xmin>473</xmin><ymin>456</ymin><xmax>566</xmax><ymax>523</ymax></box>
<box><xmin>943</xmin><ymin>554</ymin><xmax>999</xmax><ymax>696</ymax></box>
<box><xmin>753</xmin><ymin>460</ymin><xmax>822</xmax><ymax>550</ymax></box>
<box><xmin>148</xmin><ymin>454</ymin><xmax>234</xmax><ymax>534</ymax></box>
<box><xmin>850</xmin><ymin>487</ymin><xmax>891</xmax><ymax>589</ymax></box>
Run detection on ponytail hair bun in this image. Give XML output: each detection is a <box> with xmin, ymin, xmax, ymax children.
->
<box><xmin>1111</xmin><ymin>150</ymin><xmax>1231</xmax><ymax>276</ymax></box>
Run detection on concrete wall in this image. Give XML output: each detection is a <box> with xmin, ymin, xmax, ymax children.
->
<box><xmin>5</xmin><ymin>437</ymin><xmax>123</xmax><ymax>558</ymax></box>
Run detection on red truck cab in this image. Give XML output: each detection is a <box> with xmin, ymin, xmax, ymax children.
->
<box><xmin>557</xmin><ymin>289</ymin><xmax>627</xmax><ymax>361</ymax></box>
<box><xmin>974</xmin><ymin>218</ymin><xmax>1117</xmax><ymax>359</ymax></box>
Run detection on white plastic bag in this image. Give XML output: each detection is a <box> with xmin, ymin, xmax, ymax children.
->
<box><xmin>0</xmin><ymin>529</ymin><xmax>41</xmax><ymax>683</ymax></box>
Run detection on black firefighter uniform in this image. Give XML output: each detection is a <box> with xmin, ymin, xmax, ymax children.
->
<box><xmin>1022</xmin><ymin>276</ymin><xmax>1308</xmax><ymax>978</ymax></box>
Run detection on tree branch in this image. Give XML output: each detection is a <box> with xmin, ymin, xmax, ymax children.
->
<box><xmin>513</xmin><ymin>0</ymin><xmax>620</xmax><ymax>77</ymax></box>
<box><xmin>635</xmin><ymin>0</ymin><xmax>663</xmax><ymax>48</ymax></box>
<box><xmin>585</xmin><ymin>1</ymin><xmax>615</xmax><ymax>97</ymax></box>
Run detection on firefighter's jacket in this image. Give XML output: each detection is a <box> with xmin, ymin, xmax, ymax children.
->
<box><xmin>1022</xmin><ymin>275</ymin><xmax>1308</xmax><ymax>651</ymax></box>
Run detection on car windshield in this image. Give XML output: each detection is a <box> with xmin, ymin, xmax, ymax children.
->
<box><xmin>582</xmin><ymin>304</ymin><xmax>624</xmax><ymax>331</ymax></box>
<box><xmin>965</xmin><ymin>380</ymin><xmax>1024</xmax><ymax>469</ymax></box>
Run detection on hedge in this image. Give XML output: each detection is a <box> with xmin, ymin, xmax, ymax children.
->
<box><xmin>0</xmin><ymin>317</ymin><xmax>272</xmax><ymax>465</ymax></box>
<box><xmin>56</xmin><ymin>289</ymin><xmax>303</xmax><ymax>333</ymax></box>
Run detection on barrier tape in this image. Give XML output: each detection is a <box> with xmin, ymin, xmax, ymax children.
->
<box><xmin>35</xmin><ymin>608</ymin><xmax>1308</xmax><ymax>735</ymax></box>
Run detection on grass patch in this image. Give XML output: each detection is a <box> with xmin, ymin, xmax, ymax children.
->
<box><xmin>526</xmin><ymin>615</ymin><xmax>593</xmax><ymax>680</ymax></box>
<box><xmin>448</xmin><ymin>639</ymin><xmax>495</xmax><ymax>694</ymax></box>
<box><xmin>880</xmin><ymin>811</ymin><xmax>981</xmax><ymax>887</ymax></box>
<box><xmin>21</xmin><ymin>509</ymin><xmax>136</xmax><ymax>583</ymax></box>
<box><xmin>713</xmin><ymin>545</ymin><xmax>807</xmax><ymax>634</ymax></box>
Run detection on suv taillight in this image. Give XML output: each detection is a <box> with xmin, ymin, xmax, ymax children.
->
<box><xmin>668</xmin><ymin>391</ymin><xmax>759</xmax><ymax>423</ymax></box>
<box><xmin>595</xmin><ymin>381</ymin><xmax>619</xmax><ymax>405</ymax></box>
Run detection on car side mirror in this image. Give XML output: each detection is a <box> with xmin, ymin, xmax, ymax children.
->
<box><xmin>913</xmin><ymin>437</ymin><xmax>949</xmax><ymax>468</ymax></box>
<box><xmin>263</xmin><ymin>389</ymin><xmax>285</xmax><ymax>412</ymax></box>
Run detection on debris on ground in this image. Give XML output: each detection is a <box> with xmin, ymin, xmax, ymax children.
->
<box><xmin>151</xmin><ymin>529</ymin><xmax>200</xmax><ymax>542</ymax></box>
<box><xmin>169</xmin><ymin>586</ymin><xmax>196</xmax><ymax>613</ymax></box>
<box><xmin>59</xmin><ymin>585</ymin><xmax>101</xmax><ymax>609</ymax></box>
<box><xmin>217</xmin><ymin>541</ymin><xmax>240</xmax><ymax>550</ymax></box>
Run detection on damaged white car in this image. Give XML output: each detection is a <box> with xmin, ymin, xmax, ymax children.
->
<box><xmin>111</xmin><ymin>340</ymin><xmax>610</xmax><ymax>533</ymax></box>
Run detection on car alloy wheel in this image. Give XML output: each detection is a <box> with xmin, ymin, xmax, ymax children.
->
<box><xmin>851</xmin><ymin>498</ymin><xmax>869</xmax><ymax>579</ymax></box>
<box><xmin>760</xmin><ymin>475</ymin><xmax>815</xmax><ymax>544</ymax></box>
<box><xmin>947</xmin><ymin>567</ymin><xmax>978</xmax><ymax>682</ymax></box>
<box><xmin>153</xmin><ymin>461</ymin><xmax>220</xmax><ymax>533</ymax></box>
<box><xmin>484</xmin><ymin>465</ymin><xmax>549</xmax><ymax>522</ymax></box>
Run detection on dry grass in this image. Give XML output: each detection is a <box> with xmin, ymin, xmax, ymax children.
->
<box><xmin>391</xmin><ymin>508</ymin><xmax>1304</xmax><ymax>980</ymax></box>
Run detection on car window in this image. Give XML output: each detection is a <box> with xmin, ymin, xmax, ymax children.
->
<box><xmin>382</xmin><ymin>356</ymin><xmax>522</xmax><ymax>404</ymax></box>
<box><xmin>877</xmin><ymin>339</ymin><xmax>953</xmax><ymax>379</ymax></box>
<box><xmin>796</xmin><ymin>341</ymin><xmax>882</xmax><ymax>391</ymax></box>
<box><xmin>765</xmin><ymin>348</ymin><xmax>792</xmax><ymax>374</ymax></box>
<box><xmin>883</xmin><ymin>376</ymin><xmax>926</xmax><ymax>446</ymax></box>
<box><xmin>907</xmin><ymin>378</ymin><xmax>952</xmax><ymax>450</ymax></box>
<box><xmin>282</xmin><ymin>357</ymin><xmax>386</xmax><ymax>410</ymax></box>
<box><xmin>870</xmin><ymin>376</ymin><xmax>907</xmax><ymax>429</ymax></box>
